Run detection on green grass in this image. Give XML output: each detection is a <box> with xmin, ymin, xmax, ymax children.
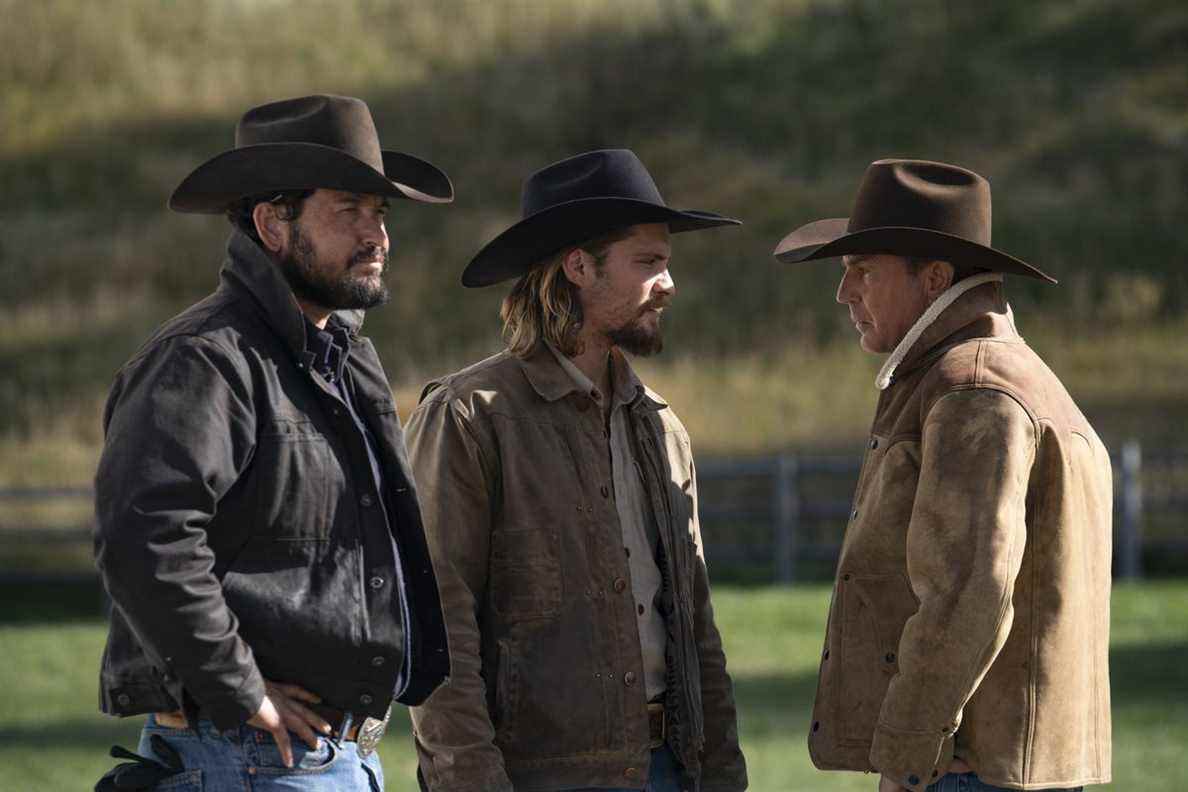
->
<box><xmin>1</xmin><ymin>582</ymin><xmax>1184</xmax><ymax>790</ymax></box>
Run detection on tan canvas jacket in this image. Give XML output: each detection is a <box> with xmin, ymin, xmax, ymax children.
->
<box><xmin>406</xmin><ymin>344</ymin><xmax>747</xmax><ymax>792</ymax></box>
<box><xmin>809</xmin><ymin>284</ymin><xmax>1112</xmax><ymax>791</ymax></box>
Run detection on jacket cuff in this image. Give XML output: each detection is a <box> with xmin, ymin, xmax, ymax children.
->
<box><xmin>200</xmin><ymin>665</ymin><xmax>267</xmax><ymax>731</ymax></box>
<box><xmin>869</xmin><ymin>722</ymin><xmax>953</xmax><ymax>792</ymax></box>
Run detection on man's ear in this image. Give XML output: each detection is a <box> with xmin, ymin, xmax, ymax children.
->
<box><xmin>560</xmin><ymin>247</ymin><xmax>593</xmax><ymax>288</ymax></box>
<box><xmin>252</xmin><ymin>201</ymin><xmax>287</xmax><ymax>254</ymax></box>
<box><xmin>923</xmin><ymin>260</ymin><xmax>956</xmax><ymax>302</ymax></box>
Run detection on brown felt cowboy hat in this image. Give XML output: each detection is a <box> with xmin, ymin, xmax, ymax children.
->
<box><xmin>461</xmin><ymin>149</ymin><xmax>740</xmax><ymax>287</ymax></box>
<box><xmin>169</xmin><ymin>94</ymin><xmax>453</xmax><ymax>213</ymax></box>
<box><xmin>773</xmin><ymin>158</ymin><xmax>1055</xmax><ymax>283</ymax></box>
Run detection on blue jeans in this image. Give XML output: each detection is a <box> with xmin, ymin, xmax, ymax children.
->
<box><xmin>136</xmin><ymin>714</ymin><xmax>384</xmax><ymax>790</ymax></box>
<box><xmin>927</xmin><ymin>772</ymin><xmax>1082</xmax><ymax>792</ymax></box>
<box><xmin>565</xmin><ymin>745</ymin><xmax>683</xmax><ymax>791</ymax></box>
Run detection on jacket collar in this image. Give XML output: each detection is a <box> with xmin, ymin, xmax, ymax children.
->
<box><xmin>518</xmin><ymin>342</ymin><xmax>663</xmax><ymax>410</ymax></box>
<box><xmin>885</xmin><ymin>279</ymin><xmax>1019</xmax><ymax>386</ymax></box>
<box><xmin>219</xmin><ymin>230</ymin><xmax>365</xmax><ymax>361</ymax></box>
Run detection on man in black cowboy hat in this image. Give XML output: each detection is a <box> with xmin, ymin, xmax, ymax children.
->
<box><xmin>405</xmin><ymin>149</ymin><xmax>748</xmax><ymax>791</ymax></box>
<box><xmin>93</xmin><ymin>94</ymin><xmax>453</xmax><ymax>790</ymax></box>
<box><xmin>774</xmin><ymin>159</ymin><xmax>1112</xmax><ymax>792</ymax></box>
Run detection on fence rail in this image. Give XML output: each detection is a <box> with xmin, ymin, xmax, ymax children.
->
<box><xmin>2</xmin><ymin>441</ymin><xmax>1186</xmax><ymax>585</ymax></box>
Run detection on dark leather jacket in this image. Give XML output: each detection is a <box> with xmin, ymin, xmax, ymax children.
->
<box><xmin>94</xmin><ymin>231</ymin><xmax>448</xmax><ymax>730</ymax></box>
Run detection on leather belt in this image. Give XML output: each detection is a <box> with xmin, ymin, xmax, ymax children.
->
<box><xmin>153</xmin><ymin>703</ymin><xmax>392</xmax><ymax>758</ymax></box>
<box><xmin>647</xmin><ymin>702</ymin><xmax>666</xmax><ymax>749</ymax></box>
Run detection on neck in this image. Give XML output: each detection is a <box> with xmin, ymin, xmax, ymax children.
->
<box><xmin>296</xmin><ymin>298</ymin><xmax>332</xmax><ymax>329</ymax></box>
<box><xmin>569</xmin><ymin>330</ymin><xmax>613</xmax><ymax>397</ymax></box>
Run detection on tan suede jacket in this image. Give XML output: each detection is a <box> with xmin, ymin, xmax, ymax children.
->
<box><xmin>406</xmin><ymin>345</ymin><xmax>747</xmax><ymax>792</ymax></box>
<box><xmin>809</xmin><ymin>284</ymin><xmax>1112</xmax><ymax>791</ymax></box>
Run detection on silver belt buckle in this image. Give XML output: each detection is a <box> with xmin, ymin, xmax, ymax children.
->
<box><xmin>356</xmin><ymin>706</ymin><xmax>391</xmax><ymax>758</ymax></box>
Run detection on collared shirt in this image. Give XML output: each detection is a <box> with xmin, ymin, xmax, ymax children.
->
<box><xmin>546</xmin><ymin>343</ymin><xmax>667</xmax><ymax>701</ymax></box>
<box><xmin>306</xmin><ymin>317</ymin><xmax>413</xmax><ymax>699</ymax></box>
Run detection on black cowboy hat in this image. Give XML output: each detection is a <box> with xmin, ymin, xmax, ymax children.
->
<box><xmin>169</xmin><ymin>94</ymin><xmax>453</xmax><ymax>213</ymax></box>
<box><xmin>461</xmin><ymin>149</ymin><xmax>740</xmax><ymax>287</ymax></box>
<box><xmin>773</xmin><ymin>158</ymin><xmax>1055</xmax><ymax>283</ymax></box>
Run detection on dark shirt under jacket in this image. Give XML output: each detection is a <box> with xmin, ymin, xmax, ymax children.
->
<box><xmin>94</xmin><ymin>230</ymin><xmax>447</xmax><ymax>730</ymax></box>
<box><xmin>304</xmin><ymin>317</ymin><xmax>414</xmax><ymax>699</ymax></box>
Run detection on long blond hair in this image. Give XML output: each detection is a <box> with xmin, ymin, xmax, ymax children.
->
<box><xmin>500</xmin><ymin>227</ymin><xmax>632</xmax><ymax>358</ymax></box>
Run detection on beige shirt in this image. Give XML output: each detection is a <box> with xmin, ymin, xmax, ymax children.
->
<box><xmin>547</xmin><ymin>344</ymin><xmax>667</xmax><ymax>701</ymax></box>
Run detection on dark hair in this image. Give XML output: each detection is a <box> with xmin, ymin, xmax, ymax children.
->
<box><xmin>226</xmin><ymin>189</ymin><xmax>315</xmax><ymax>245</ymax></box>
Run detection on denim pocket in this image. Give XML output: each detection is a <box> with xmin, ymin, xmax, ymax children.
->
<box><xmin>152</xmin><ymin>770</ymin><xmax>202</xmax><ymax>790</ymax></box>
<box><xmin>251</xmin><ymin>732</ymin><xmax>341</xmax><ymax>775</ymax></box>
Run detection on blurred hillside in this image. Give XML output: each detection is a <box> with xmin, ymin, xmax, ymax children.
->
<box><xmin>2</xmin><ymin>0</ymin><xmax>1187</xmax><ymax>483</ymax></box>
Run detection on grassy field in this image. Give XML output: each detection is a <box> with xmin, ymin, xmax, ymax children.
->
<box><xmin>0</xmin><ymin>581</ymin><xmax>1184</xmax><ymax>790</ymax></box>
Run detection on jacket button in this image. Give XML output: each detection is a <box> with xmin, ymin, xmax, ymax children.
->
<box><xmin>869</xmin><ymin>437</ymin><xmax>879</xmax><ymax>449</ymax></box>
<box><xmin>359</xmin><ymin>693</ymin><xmax>373</xmax><ymax>706</ymax></box>
<box><xmin>613</xmin><ymin>578</ymin><xmax>628</xmax><ymax>594</ymax></box>
<box><xmin>360</xmin><ymin>493</ymin><xmax>375</xmax><ymax>508</ymax></box>
<box><xmin>812</xmin><ymin>720</ymin><xmax>820</xmax><ymax>732</ymax></box>
<box><xmin>822</xmin><ymin>648</ymin><xmax>829</xmax><ymax>660</ymax></box>
<box><xmin>885</xmin><ymin>652</ymin><xmax>896</xmax><ymax>663</ymax></box>
<box><xmin>116</xmin><ymin>693</ymin><xmax>131</xmax><ymax>707</ymax></box>
<box><xmin>600</xmin><ymin>485</ymin><xmax>610</xmax><ymax>498</ymax></box>
<box><xmin>371</xmin><ymin>656</ymin><xmax>386</xmax><ymax>667</ymax></box>
<box><xmin>623</xmin><ymin>671</ymin><xmax>637</xmax><ymax>686</ymax></box>
<box><xmin>908</xmin><ymin>775</ymin><xmax>920</xmax><ymax>786</ymax></box>
<box><xmin>370</xmin><ymin>576</ymin><xmax>385</xmax><ymax>589</ymax></box>
<box><xmin>624</xmin><ymin>767</ymin><xmax>639</xmax><ymax>779</ymax></box>
<box><xmin>851</xmin><ymin>508</ymin><xmax>859</xmax><ymax>520</ymax></box>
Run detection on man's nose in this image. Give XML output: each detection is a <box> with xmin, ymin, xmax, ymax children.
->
<box><xmin>361</xmin><ymin>213</ymin><xmax>388</xmax><ymax>250</ymax></box>
<box><xmin>655</xmin><ymin>268</ymin><xmax>676</xmax><ymax>297</ymax></box>
<box><xmin>836</xmin><ymin>269</ymin><xmax>856</xmax><ymax>304</ymax></box>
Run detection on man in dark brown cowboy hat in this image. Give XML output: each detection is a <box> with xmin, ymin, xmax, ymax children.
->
<box><xmin>774</xmin><ymin>159</ymin><xmax>1112</xmax><ymax>792</ymax></box>
<box><xmin>93</xmin><ymin>94</ymin><xmax>453</xmax><ymax>791</ymax></box>
<box><xmin>405</xmin><ymin>149</ymin><xmax>749</xmax><ymax>791</ymax></box>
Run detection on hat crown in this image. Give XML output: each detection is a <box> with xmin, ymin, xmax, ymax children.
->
<box><xmin>235</xmin><ymin>94</ymin><xmax>385</xmax><ymax>172</ymax></box>
<box><xmin>521</xmin><ymin>149</ymin><xmax>665</xmax><ymax>218</ymax></box>
<box><xmin>849</xmin><ymin>159</ymin><xmax>991</xmax><ymax>246</ymax></box>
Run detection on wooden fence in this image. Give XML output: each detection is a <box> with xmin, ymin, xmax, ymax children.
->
<box><xmin>1</xmin><ymin>441</ymin><xmax>1186</xmax><ymax>585</ymax></box>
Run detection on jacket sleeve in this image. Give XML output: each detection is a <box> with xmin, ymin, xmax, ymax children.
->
<box><xmin>689</xmin><ymin>457</ymin><xmax>749</xmax><ymax>791</ymax></box>
<box><xmin>94</xmin><ymin>335</ymin><xmax>264</xmax><ymax>729</ymax></box>
<box><xmin>869</xmin><ymin>389</ymin><xmax>1035</xmax><ymax>791</ymax></box>
<box><xmin>406</xmin><ymin>390</ymin><xmax>513</xmax><ymax>792</ymax></box>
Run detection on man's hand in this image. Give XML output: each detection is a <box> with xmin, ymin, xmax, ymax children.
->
<box><xmin>246</xmin><ymin>680</ymin><xmax>333</xmax><ymax>768</ymax></box>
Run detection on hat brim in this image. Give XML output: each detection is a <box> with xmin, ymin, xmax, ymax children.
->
<box><xmin>461</xmin><ymin>197</ymin><xmax>740</xmax><ymax>287</ymax></box>
<box><xmin>168</xmin><ymin>142</ymin><xmax>454</xmax><ymax>213</ymax></box>
<box><xmin>773</xmin><ymin>218</ymin><xmax>1056</xmax><ymax>283</ymax></box>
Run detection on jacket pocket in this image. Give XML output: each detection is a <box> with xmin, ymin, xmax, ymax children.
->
<box><xmin>489</xmin><ymin>526</ymin><xmax>562</xmax><ymax>621</ymax></box>
<box><xmin>253</xmin><ymin>419</ymin><xmax>333</xmax><ymax>541</ymax></box>
<box><xmin>494</xmin><ymin>639</ymin><xmax>519</xmax><ymax>743</ymax></box>
<box><xmin>837</xmin><ymin>572</ymin><xmax>918</xmax><ymax>745</ymax></box>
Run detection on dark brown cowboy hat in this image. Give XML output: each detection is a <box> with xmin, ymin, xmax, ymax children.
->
<box><xmin>169</xmin><ymin>94</ymin><xmax>453</xmax><ymax>213</ymax></box>
<box><xmin>773</xmin><ymin>158</ymin><xmax>1055</xmax><ymax>283</ymax></box>
<box><xmin>461</xmin><ymin>149</ymin><xmax>740</xmax><ymax>288</ymax></box>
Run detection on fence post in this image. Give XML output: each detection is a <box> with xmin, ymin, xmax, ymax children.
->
<box><xmin>772</xmin><ymin>454</ymin><xmax>799</xmax><ymax>585</ymax></box>
<box><xmin>1118</xmin><ymin>440</ymin><xmax>1144</xmax><ymax>580</ymax></box>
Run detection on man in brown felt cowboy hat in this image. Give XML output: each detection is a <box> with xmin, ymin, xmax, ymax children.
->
<box><xmin>774</xmin><ymin>159</ymin><xmax>1113</xmax><ymax>792</ymax></box>
<box><xmin>405</xmin><ymin>149</ymin><xmax>749</xmax><ymax>791</ymax></box>
<box><xmin>93</xmin><ymin>94</ymin><xmax>452</xmax><ymax>791</ymax></box>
